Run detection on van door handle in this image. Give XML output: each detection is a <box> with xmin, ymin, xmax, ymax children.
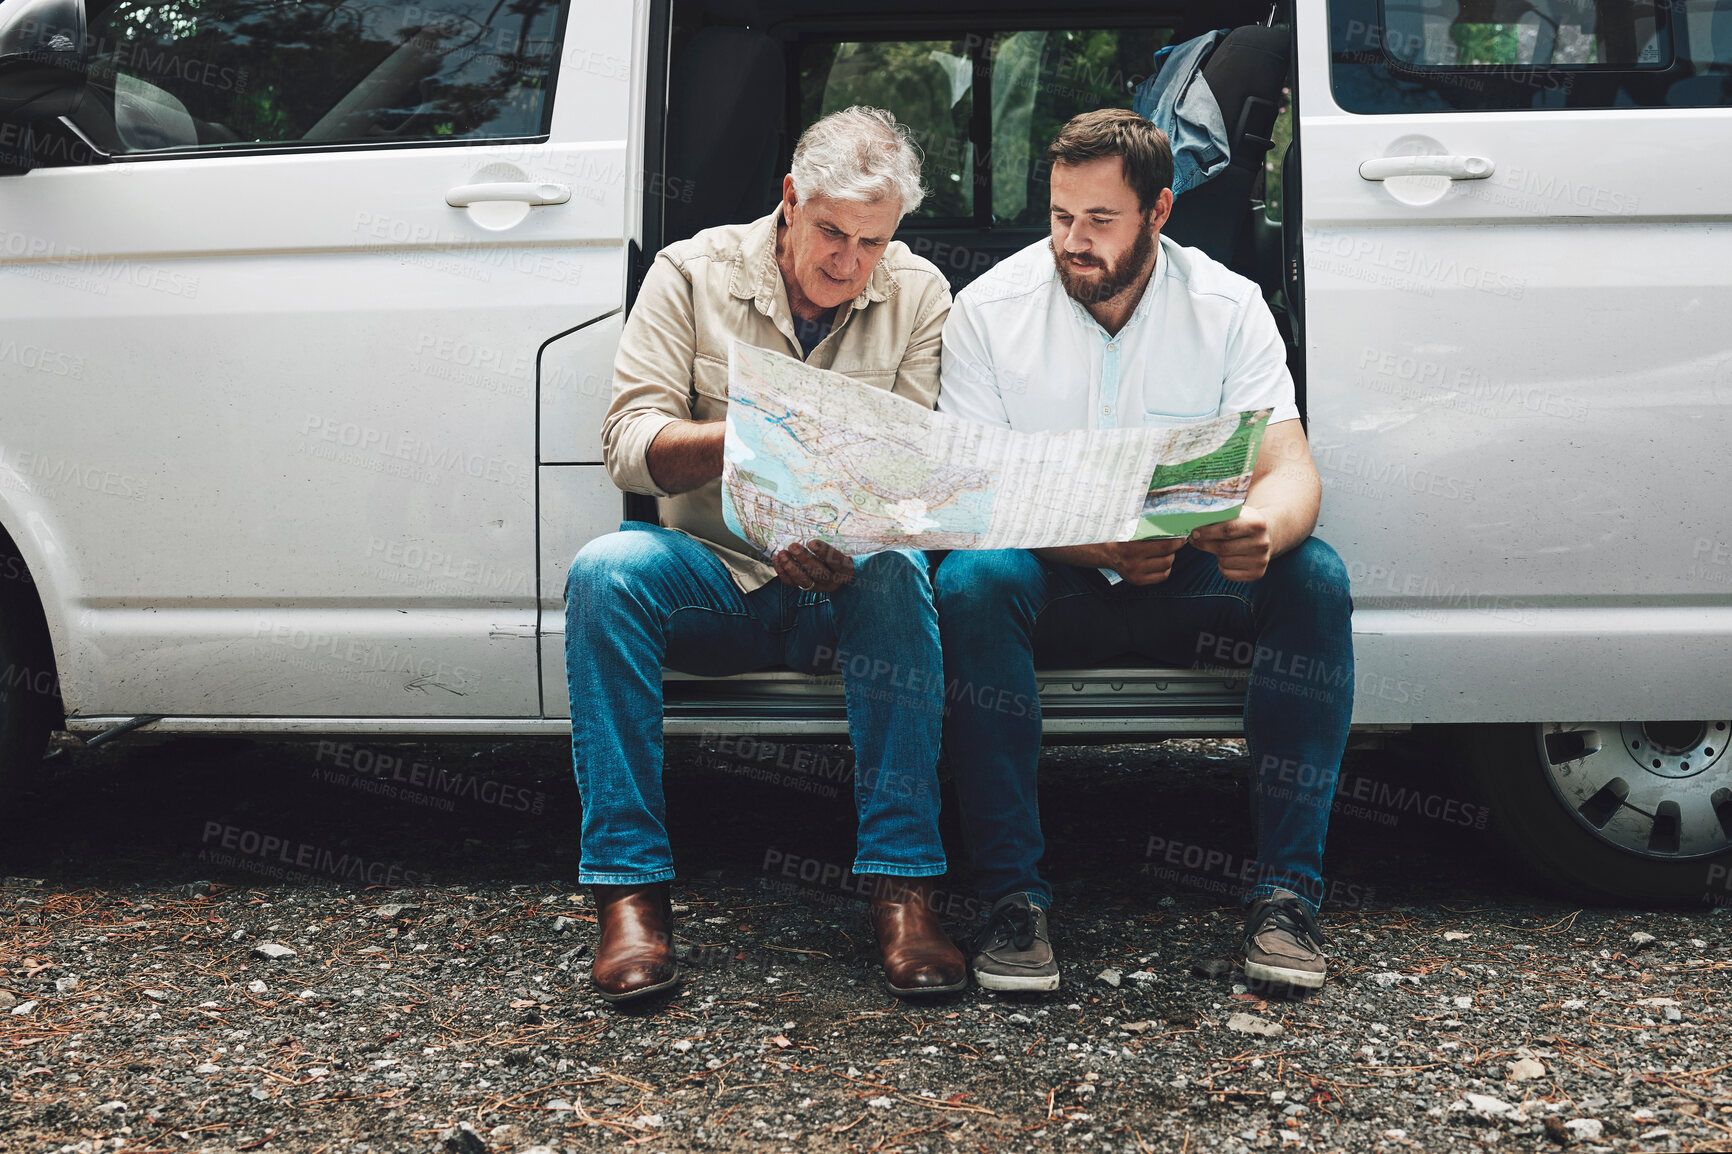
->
<box><xmin>445</xmin><ymin>181</ymin><xmax>572</xmax><ymax>207</ymax></box>
<box><xmin>1358</xmin><ymin>156</ymin><xmax>1494</xmax><ymax>182</ymax></box>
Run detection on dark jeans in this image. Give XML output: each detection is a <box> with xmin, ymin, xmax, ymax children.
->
<box><xmin>934</xmin><ymin>538</ymin><xmax>1354</xmax><ymax>914</ymax></box>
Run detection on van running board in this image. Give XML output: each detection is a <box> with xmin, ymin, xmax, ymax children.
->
<box><xmin>62</xmin><ymin>670</ymin><xmax>1249</xmax><ymax>739</ymax></box>
<box><xmin>661</xmin><ymin>667</ymin><xmax>1247</xmax><ymax>738</ymax></box>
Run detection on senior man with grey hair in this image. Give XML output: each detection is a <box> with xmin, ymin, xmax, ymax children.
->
<box><xmin>566</xmin><ymin>106</ymin><xmax>962</xmax><ymax>1004</ymax></box>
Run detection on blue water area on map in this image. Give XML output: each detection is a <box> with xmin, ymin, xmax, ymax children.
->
<box><xmin>728</xmin><ymin>397</ymin><xmax>996</xmax><ymax>543</ymax></box>
<box><xmin>728</xmin><ymin>402</ymin><xmax>803</xmax><ymax>498</ymax></box>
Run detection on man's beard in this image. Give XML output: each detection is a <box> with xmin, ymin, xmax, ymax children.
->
<box><xmin>1053</xmin><ymin>223</ymin><xmax>1156</xmax><ymax>306</ymax></box>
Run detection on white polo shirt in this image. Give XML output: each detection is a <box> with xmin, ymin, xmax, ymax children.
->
<box><xmin>937</xmin><ymin>234</ymin><xmax>1300</xmax><ymax>433</ymax></box>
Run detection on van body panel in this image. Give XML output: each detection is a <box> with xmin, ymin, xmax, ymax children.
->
<box><xmin>1350</xmin><ymin>609</ymin><xmax>1732</xmax><ymax>724</ymax></box>
<box><xmin>0</xmin><ymin>3</ymin><xmax>632</xmax><ymax>719</ymax></box>
<box><xmin>1296</xmin><ymin>7</ymin><xmax>1732</xmax><ymax>726</ymax></box>
<box><xmin>539</xmin><ymin>310</ymin><xmax>623</xmax><ymax>465</ymax></box>
<box><xmin>535</xmin><ymin>464</ymin><xmax>628</xmax><ymax>718</ymax></box>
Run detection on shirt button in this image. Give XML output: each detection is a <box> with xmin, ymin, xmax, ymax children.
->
<box><xmin>1102</xmin><ymin>406</ymin><xmax>1111</xmax><ymax>415</ymax></box>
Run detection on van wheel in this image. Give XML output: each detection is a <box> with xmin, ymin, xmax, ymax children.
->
<box><xmin>1464</xmin><ymin>722</ymin><xmax>1732</xmax><ymax>905</ymax></box>
<box><xmin>0</xmin><ymin>599</ymin><xmax>55</xmax><ymax>801</ymax></box>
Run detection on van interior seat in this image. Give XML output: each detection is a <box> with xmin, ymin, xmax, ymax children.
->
<box><xmin>1160</xmin><ymin>23</ymin><xmax>1290</xmax><ymax>283</ymax></box>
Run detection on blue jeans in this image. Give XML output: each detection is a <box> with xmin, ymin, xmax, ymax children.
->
<box><xmin>565</xmin><ymin>523</ymin><xmax>948</xmax><ymax>885</ymax></box>
<box><xmin>934</xmin><ymin>539</ymin><xmax>1354</xmax><ymax>914</ymax></box>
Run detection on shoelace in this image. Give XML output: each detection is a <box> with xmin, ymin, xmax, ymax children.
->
<box><xmin>984</xmin><ymin>903</ymin><xmax>1037</xmax><ymax>952</ymax></box>
<box><xmin>1250</xmin><ymin>896</ymin><xmax>1325</xmax><ymax>950</ymax></box>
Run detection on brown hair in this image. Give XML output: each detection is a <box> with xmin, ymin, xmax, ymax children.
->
<box><xmin>1046</xmin><ymin>108</ymin><xmax>1173</xmax><ymax>213</ymax></box>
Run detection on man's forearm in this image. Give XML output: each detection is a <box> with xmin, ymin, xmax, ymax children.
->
<box><xmin>1245</xmin><ymin>467</ymin><xmax>1321</xmax><ymax>559</ymax></box>
<box><xmin>646</xmin><ymin>419</ymin><xmax>726</xmax><ymax>495</ymax></box>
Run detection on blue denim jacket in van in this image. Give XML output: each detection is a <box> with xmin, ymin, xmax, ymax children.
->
<box><xmin>1132</xmin><ymin>30</ymin><xmax>1232</xmax><ymax>196</ymax></box>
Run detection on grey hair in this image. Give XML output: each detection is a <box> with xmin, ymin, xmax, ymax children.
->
<box><xmin>789</xmin><ymin>106</ymin><xmax>926</xmax><ymax>218</ymax></box>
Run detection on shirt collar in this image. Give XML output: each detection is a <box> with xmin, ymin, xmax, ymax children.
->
<box><xmin>728</xmin><ymin>202</ymin><xmax>897</xmax><ymax>316</ymax></box>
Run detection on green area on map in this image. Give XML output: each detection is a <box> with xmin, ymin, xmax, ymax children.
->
<box><xmin>1130</xmin><ymin>409</ymin><xmax>1271</xmax><ymax>539</ymax></box>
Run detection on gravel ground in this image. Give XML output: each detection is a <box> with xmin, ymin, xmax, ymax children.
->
<box><xmin>1</xmin><ymin>732</ymin><xmax>1729</xmax><ymax>1154</ymax></box>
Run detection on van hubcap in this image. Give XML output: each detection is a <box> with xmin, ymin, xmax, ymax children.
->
<box><xmin>1538</xmin><ymin>721</ymin><xmax>1732</xmax><ymax>860</ymax></box>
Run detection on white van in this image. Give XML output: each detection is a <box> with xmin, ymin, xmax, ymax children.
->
<box><xmin>0</xmin><ymin>0</ymin><xmax>1726</xmax><ymax>903</ymax></box>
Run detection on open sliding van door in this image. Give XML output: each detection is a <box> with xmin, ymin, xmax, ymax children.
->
<box><xmin>1296</xmin><ymin>0</ymin><xmax>1732</xmax><ymax>900</ymax></box>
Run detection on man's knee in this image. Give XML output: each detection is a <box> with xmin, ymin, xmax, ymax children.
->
<box><xmin>850</xmin><ymin>548</ymin><xmax>932</xmax><ymax>604</ymax></box>
<box><xmin>1275</xmin><ymin>538</ymin><xmax>1352</xmax><ymax>614</ymax></box>
<box><xmin>933</xmin><ymin>550</ymin><xmax>1043</xmax><ymax>612</ymax></box>
<box><xmin>566</xmin><ymin>528</ymin><xmax>666</xmax><ymax>602</ymax></box>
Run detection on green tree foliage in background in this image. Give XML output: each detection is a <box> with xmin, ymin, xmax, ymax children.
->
<box><xmin>800</xmin><ymin>27</ymin><xmax>1166</xmax><ymax>224</ymax></box>
<box><xmin>1450</xmin><ymin>21</ymin><xmax>1527</xmax><ymax>66</ymax></box>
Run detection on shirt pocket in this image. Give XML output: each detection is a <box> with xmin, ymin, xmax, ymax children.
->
<box><xmin>691</xmin><ymin>357</ymin><xmax>730</xmax><ymax>421</ymax></box>
<box><xmin>1140</xmin><ymin>399</ymin><xmax>1221</xmax><ymax>425</ymax></box>
<box><xmin>1138</xmin><ymin>352</ymin><xmax>1225</xmax><ymax>424</ymax></box>
<box><xmin>1143</xmin><ymin>403</ymin><xmax>1226</xmax><ymax>422</ymax></box>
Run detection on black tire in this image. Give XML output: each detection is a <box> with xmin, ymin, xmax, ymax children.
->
<box><xmin>0</xmin><ymin>580</ymin><xmax>57</xmax><ymax>803</ymax></box>
<box><xmin>1462</xmin><ymin>722</ymin><xmax>1732</xmax><ymax>906</ymax></box>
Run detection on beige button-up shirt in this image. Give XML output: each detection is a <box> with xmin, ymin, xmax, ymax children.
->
<box><xmin>601</xmin><ymin>205</ymin><xmax>952</xmax><ymax>591</ymax></box>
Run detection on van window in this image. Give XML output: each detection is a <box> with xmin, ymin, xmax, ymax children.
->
<box><xmin>1330</xmin><ymin>0</ymin><xmax>1732</xmax><ymax>110</ymax></box>
<box><xmin>798</xmin><ymin>38</ymin><xmax>975</xmax><ymax>222</ymax></box>
<box><xmin>1382</xmin><ymin>0</ymin><xmax>1662</xmax><ymax>67</ymax></box>
<box><xmin>798</xmin><ymin>28</ymin><xmax>1171</xmax><ymax>227</ymax></box>
<box><xmin>74</xmin><ymin>0</ymin><xmax>567</xmax><ymax>156</ymax></box>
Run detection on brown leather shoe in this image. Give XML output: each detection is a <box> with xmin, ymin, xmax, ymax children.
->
<box><xmin>590</xmin><ymin>882</ymin><xmax>681</xmax><ymax>1004</ymax></box>
<box><xmin>864</xmin><ymin>875</ymin><xmax>967</xmax><ymax>997</ymax></box>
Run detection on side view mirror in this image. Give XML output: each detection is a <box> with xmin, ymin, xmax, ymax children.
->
<box><xmin>0</xmin><ymin>0</ymin><xmax>88</xmax><ymax>122</ymax></box>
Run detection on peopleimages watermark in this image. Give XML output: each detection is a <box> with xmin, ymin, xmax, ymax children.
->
<box><xmin>0</xmin><ymin>446</ymin><xmax>149</xmax><ymax>501</ymax></box>
<box><xmin>0</xmin><ymin>337</ymin><xmax>84</xmax><ymax>379</ymax></box>
<box><xmin>1341</xmin><ymin>562</ymin><xmax>1538</xmax><ymax>627</ymax></box>
<box><xmin>351</xmin><ymin>211</ymin><xmax>584</xmax><ymax>286</ymax></box>
<box><xmin>1335</xmin><ymin>18</ymin><xmax>1577</xmax><ymax>97</ymax></box>
<box><xmin>312</xmin><ymin>741</ymin><xmax>545</xmax><ymax>815</ymax></box>
<box><xmin>1686</xmin><ymin>537</ymin><xmax>1732</xmax><ymax>585</ymax></box>
<box><xmin>1259</xmin><ymin>756</ymin><xmax>1488</xmax><ymax>831</ymax></box>
<box><xmin>1</xmin><ymin>661</ymin><xmax>61</xmax><ymax>702</ymax></box>
<box><xmin>411</xmin><ymin>332</ymin><xmax>534</xmax><ymax>401</ymax></box>
<box><xmin>694</xmin><ymin>733</ymin><xmax>940</xmax><ymax>803</ymax></box>
<box><xmin>1304</xmin><ymin>227</ymin><xmax>1527</xmax><ymax>300</ymax></box>
<box><xmin>695</xmin><ymin>733</ymin><xmax>845</xmax><ymax>800</ymax></box>
<box><xmin>297</xmin><ymin>413</ymin><xmax>533</xmax><ymax>494</ymax></box>
<box><xmin>1141</xmin><ymin>834</ymin><xmax>1373</xmax><ymax>908</ymax></box>
<box><xmin>1355</xmin><ymin>346</ymin><xmax>1588</xmax><ymax>422</ymax></box>
<box><xmin>810</xmin><ymin>643</ymin><xmax>947</xmax><ymax>718</ymax></box>
<box><xmin>1705</xmin><ymin>862</ymin><xmax>1732</xmax><ymax>907</ymax></box>
<box><xmin>762</xmin><ymin>848</ymin><xmax>988</xmax><ymax>922</ymax></box>
<box><xmin>0</xmin><ymin>225</ymin><xmax>200</xmax><ymax>298</ymax></box>
<box><xmin>1314</xmin><ymin>443</ymin><xmax>1479</xmax><ymax>503</ymax></box>
<box><xmin>198</xmin><ymin>820</ymin><xmax>432</xmax><ymax>887</ymax></box>
<box><xmin>1192</xmin><ymin>632</ymin><xmax>1351</xmax><ymax>706</ymax></box>
<box><xmin>364</xmin><ymin>536</ymin><xmax>535</xmax><ymax>598</ymax></box>
<box><xmin>11</xmin><ymin>19</ymin><xmax>249</xmax><ymax>93</ymax></box>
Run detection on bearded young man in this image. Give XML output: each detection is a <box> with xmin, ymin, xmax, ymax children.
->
<box><xmin>568</xmin><ymin>107</ymin><xmax>964</xmax><ymax>1004</ymax></box>
<box><xmin>934</xmin><ymin>109</ymin><xmax>1354</xmax><ymax>993</ymax></box>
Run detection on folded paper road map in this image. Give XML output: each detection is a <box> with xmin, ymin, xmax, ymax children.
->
<box><xmin>721</xmin><ymin>340</ymin><xmax>1270</xmax><ymax>556</ymax></box>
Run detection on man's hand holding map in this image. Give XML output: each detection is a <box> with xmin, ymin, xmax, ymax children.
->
<box><xmin>721</xmin><ymin>340</ymin><xmax>1270</xmax><ymax>557</ymax></box>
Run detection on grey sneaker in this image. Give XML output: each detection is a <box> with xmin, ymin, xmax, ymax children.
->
<box><xmin>972</xmin><ymin>893</ymin><xmax>1059</xmax><ymax>992</ymax></box>
<box><xmin>1242</xmin><ymin>889</ymin><xmax>1327</xmax><ymax>991</ymax></box>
